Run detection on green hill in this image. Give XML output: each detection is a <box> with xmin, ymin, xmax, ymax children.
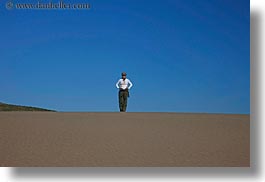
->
<box><xmin>0</xmin><ymin>102</ymin><xmax>55</xmax><ymax>112</ymax></box>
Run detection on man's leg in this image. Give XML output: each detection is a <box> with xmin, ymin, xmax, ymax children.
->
<box><xmin>118</xmin><ymin>91</ymin><xmax>123</xmax><ymax>112</ymax></box>
<box><xmin>121</xmin><ymin>91</ymin><xmax>126</xmax><ymax>112</ymax></box>
<box><xmin>123</xmin><ymin>91</ymin><xmax>128</xmax><ymax>112</ymax></box>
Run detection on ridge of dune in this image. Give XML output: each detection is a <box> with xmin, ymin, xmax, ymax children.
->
<box><xmin>0</xmin><ymin>102</ymin><xmax>55</xmax><ymax>112</ymax></box>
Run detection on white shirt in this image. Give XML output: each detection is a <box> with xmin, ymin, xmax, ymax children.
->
<box><xmin>116</xmin><ymin>78</ymin><xmax>133</xmax><ymax>90</ymax></box>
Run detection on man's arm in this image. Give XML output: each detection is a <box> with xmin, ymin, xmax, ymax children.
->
<box><xmin>128</xmin><ymin>79</ymin><xmax>133</xmax><ymax>89</ymax></box>
<box><xmin>116</xmin><ymin>80</ymin><xmax>120</xmax><ymax>89</ymax></box>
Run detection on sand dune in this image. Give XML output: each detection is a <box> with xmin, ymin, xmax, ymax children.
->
<box><xmin>0</xmin><ymin>112</ymin><xmax>249</xmax><ymax>167</ymax></box>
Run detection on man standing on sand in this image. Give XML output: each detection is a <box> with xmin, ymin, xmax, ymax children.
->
<box><xmin>116</xmin><ymin>72</ymin><xmax>133</xmax><ymax>112</ymax></box>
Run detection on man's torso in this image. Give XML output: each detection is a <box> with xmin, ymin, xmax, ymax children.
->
<box><xmin>118</xmin><ymin>79</ymin><xmax>130</xmax><ymax>90</ymax></box>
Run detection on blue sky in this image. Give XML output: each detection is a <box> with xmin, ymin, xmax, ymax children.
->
<box><xmin>0</xmin><ymin>0</ymin><xmax>250</xmax><ymax>113</ymax></box>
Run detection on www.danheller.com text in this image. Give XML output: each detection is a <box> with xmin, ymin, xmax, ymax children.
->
<box><xmin>6</xmin><ymin>0</ymin><xmax>91</xmax><ymax>10</ymax></box>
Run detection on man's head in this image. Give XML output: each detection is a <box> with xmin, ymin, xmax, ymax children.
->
<box><xmin>121</xmin><ymin>72</ymin><xmax>127</xmax><ymax>80</ymax></box>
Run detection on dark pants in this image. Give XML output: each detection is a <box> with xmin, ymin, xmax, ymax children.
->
<box><xmin>119</xmin><ymin>89</ymin><xmax>129</xmax><ymax>112</ymax></box>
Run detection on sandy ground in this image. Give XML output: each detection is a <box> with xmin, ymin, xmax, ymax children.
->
<box><xmin>0</xmin><ymin>112</ymin><xmax>249</xmax><ymax>167</ymax></box>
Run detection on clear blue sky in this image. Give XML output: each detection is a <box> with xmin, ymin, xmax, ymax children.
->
<box><xmin>1</xmin><ymin>0</ymin><xmax>249</xmax><ymax>113</ymax></box>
